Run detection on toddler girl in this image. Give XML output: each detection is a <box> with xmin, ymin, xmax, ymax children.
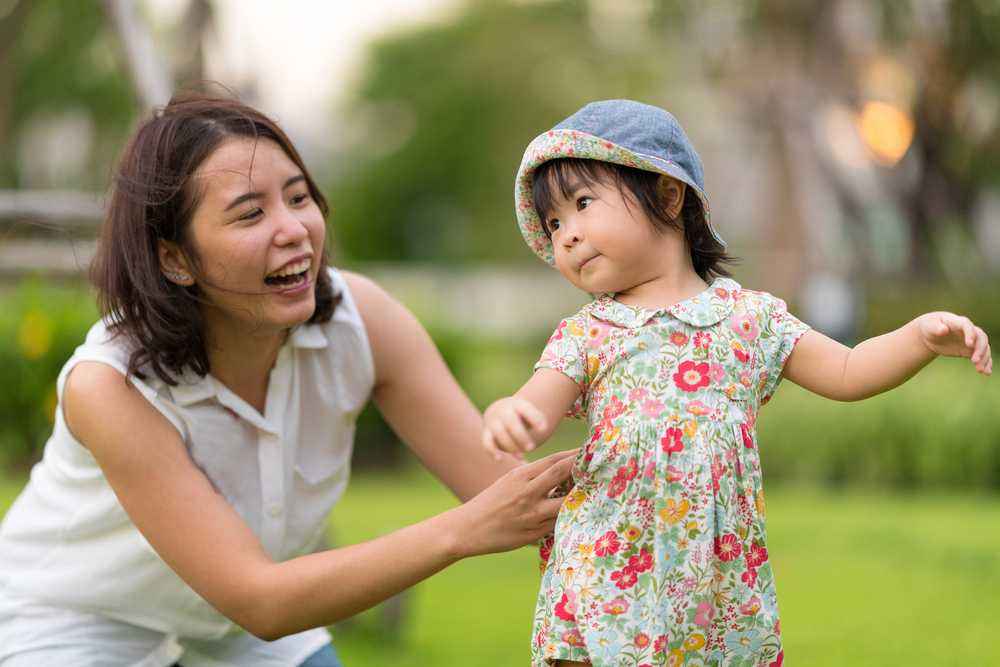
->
<box><xmin>483</xmin><ymin>100</ymin><xmax>992</xmax><ymax>666</ymax></box>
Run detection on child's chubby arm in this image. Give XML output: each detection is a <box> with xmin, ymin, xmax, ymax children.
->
<box><xmin>784</xmin><ymin>311</ymin><xmax>992</xmax><ymax>401</ymax></box>
<box><xmin>482</xmin><ymin>368</ymin><xmax>582</xmax><ymax>461</ymax></box>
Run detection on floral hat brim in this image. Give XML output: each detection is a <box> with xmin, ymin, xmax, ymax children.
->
<box><xmin>514</xmin><ymin>129</ymin><xmax>724</xmax><ymax>266</ymax></box>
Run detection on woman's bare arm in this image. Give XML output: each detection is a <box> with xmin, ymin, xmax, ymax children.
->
<box><xmin>64</xmin><ymin>361</ymin><xmax>574</xmax><ymax>640</ymax></box>
<box><xmin>345</xmin><ymin>271</ymin><xmax>519</xmax><ymax>501</ymax></box>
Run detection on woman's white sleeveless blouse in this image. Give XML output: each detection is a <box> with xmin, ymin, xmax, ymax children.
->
<box><xmin>0</xmin><ymin>268</ymin><xmax>374</xmax><ymax>666</ymax></box>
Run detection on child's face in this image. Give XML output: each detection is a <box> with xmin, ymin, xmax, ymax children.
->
<box><xmin>543</xmin><ymin>175</ymin><xmax>674</xmax><ymax>295</ymax></box>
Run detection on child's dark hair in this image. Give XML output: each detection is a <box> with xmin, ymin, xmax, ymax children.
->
<box><xmin>532</xmin><ymin>158</ymin><xmax>737</xmax><ymax>281</ymax></box>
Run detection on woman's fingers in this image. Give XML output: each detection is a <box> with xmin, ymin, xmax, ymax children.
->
<box><xmin>525</xmin><ymin>450</ymin><xmax>577</xmax><ymax>495</ymax></box>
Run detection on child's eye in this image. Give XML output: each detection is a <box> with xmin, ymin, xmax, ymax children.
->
<box><xmin>239</xmin><ymin>208</ymin><xmax>263</xmax><ymax>222</ymax></box>
<box><xmin>547</xmin><ymin>218</ymin><xmax>561</xmax><ymax>234</ymax></box>
<box><xmin>576</xmin><ymin>196</ymin><xmax>592</xmax><ymax>211</ymax></box>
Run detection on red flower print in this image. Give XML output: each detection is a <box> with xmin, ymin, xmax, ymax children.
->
<box><xmin>673</xmin><ymin>360</ymin><xmax>710</xmax><ymax>392</ymax></box>
<box><xmin>628</xmin><ymin>548</ymin><xmax>654</xmax><ymax>573</ymax></box>
<box><xmin>594</xmin><ymin>530</ymin><xmax>622</xmax><ymax>557</ymax></box>
<box><xmin>732</xmin><ymin>341</ymin><xmax>750</xmax><ymax>364</ymax></box>
<box><xmin>715</xmin><ymin>287</ymin><xmax>729</xmax><ymax>299</ymax></box>
<box><xmin>550</xmin><ymin>320</ymin><xmax>567</xmax><ymax>342</ymax></box>
<box><xmin>694</xmin><ymin>331</ymin><xmax>712</xmax><ymax>349</ymax></box>
<box><xmin>660</xmin><ymin>427</ymin><xmax>684</xmax><ymax>454</ymax></box>
<box><xmin>622</xmin><ymin>457</ymin><xmax>639</xmax><ymax>480</ymax></box>
<box><xmin>603</xmin><ymin>596</ymin><xmax>630</xmax><ymax>615</ymax></box>
<box><xmin>670</xmin><ymin>331</ymin><xmax>689</xmax><ymax>346</ymax></box>
<box><xmin>770</xmin><ymin>650</ymin><xmax>784</xmax><ymax>667</ymax></box>
<box><xmin>554</xmin><ymin>591</ymin><xmax>577</xmax><ymax>621</ymax></box>
<box><xmin>746</xmin><ymin>543</ymin><xmax>769</xmax><ymax>568</ymax></box>
<box><xmin>607</xmin><ymin>473</ymin><xmax>628</xmax><ymax>498</ymax></box>
<box><xmin>714</xmin><ymin>533</ymin><xmax>742</xmax><ymax>562</ymax></box>
<box><xmin>562</xmin><ymin>629</ymin><xmax>584</xmax><ymax>646</ymax></box>
<box><xmin>611</xmin><ymin>567</ymin><xmax>639</xmax><ymax>590</ymax></box>
<box><xmin>740</xmin><ymin>423</ymin><xmax>755</xmax><ymax>449</ymax></box>
<box><xmin>741</xmin><ymin>566</ymin><xmax>759</xmax><ymax>588</ymax></box>
<box><xmin>653</xmin><ymin>634</ymin><xmax>669</xmax><ymax>654</ymax></box>
<box><xmin>603</xmin><ymin>395</ymin><xmax>626</xmax><ymax>421</ymax></box>
<box><xmin>539</xmin><ymin>533</ymin><xmax>554</xmax><ymax>565</ymax></box>
<box><xmin>635</xmin><ymin>632</ymin><xmax>650</xmax><ymax>648</ymax></box>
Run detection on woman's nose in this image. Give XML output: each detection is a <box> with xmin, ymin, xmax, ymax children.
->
<box><xmin>274</xmin><ymin>209</ymin><xmax>309</xmax><ymax>246</ymax></box>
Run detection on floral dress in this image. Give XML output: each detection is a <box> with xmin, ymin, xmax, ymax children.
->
<box><xmin>531</xmin><ymin>278</ymin><xmax>810</xmax><ymax>667</ymax></box>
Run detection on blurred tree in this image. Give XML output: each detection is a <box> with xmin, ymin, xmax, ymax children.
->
<box><xmin>329</xmin><ymin>0</ymin><xmax>681</xmax><ymax>264</ymax></box>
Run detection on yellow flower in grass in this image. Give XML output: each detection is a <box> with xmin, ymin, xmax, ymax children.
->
<box><xmin>564</xmin><ymin>487</ymin><xmax>587</xmax><ymax>511</ymax></box>
<box><xmin>684</xmin><ymin>633</ymin><xmax>706</xmax><ymax>651</ymax></box>
<box><xmin>18</xmin><ymin>310</ymin><xmax>53</xmax><ymax>360</ymax></box>
<box><xmin>659</xmin><ymin>497</ymin><xmax>690</xmax><ymax>525</ymax></box>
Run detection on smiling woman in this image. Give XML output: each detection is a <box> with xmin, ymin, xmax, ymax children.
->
<box><xmin>0</xmin><ymin>94</ymin><xmax>575</xmax><ymax>666</ymax></box>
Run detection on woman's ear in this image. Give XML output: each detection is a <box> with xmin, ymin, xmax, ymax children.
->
<box><xmin>158</xmin><ymin>240</ymin><xmax>194</xmax><ymax>286</ymax></box>
<box><xmin>658</xmin><ymin>176</ymin><xmax>687</xmax><ymax>220</ymax></box>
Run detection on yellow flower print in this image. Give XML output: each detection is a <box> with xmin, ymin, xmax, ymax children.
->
<box><xmin>568</xmin><ymin>321</ymin><xmax>585</xmax><ymax>337</ymax></box>
<box><xmin>587</xmin><ymin>354</ymin><xmax>600</xmax><ymax>378</ymax></box>
<box><xmin>683</xmin><ymin>419</ymin><xmax>698</xmax><ymax>438</ymax></box>
<box><xmin>668</xmin><ymin>648</ymin><xmax>686</xmax><ymax>667</ymax></box>
<box><xmin>659</xmin><ymin>497</ymin><xmax>690</xmax><ymax>525</ymax></box>
<box><xmin>624</xmin><ymin>525</ymin><xmax>641</xmax><ymax>542</ymax></box>
<box><xmin>564</xmin><ymin>487</ymin><xmax>587</xmax><ymax>511</ymax></box>
<box><xmin>603</xmin><ymin>426</ymin><xmax>621</xmax><ymax>443</ymax></box>
<box><xmin>684</xmin><ymin>633</ymin><xmax>706</xmax><ymax>650</ymax></box>
<box><xmin>756</xmin><ymin>489</ymin><xmax>767</xmax><ymax>517</ymax></box>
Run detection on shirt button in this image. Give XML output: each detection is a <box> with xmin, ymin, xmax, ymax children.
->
<box><xmin>267</xmin><ymin>503</ymin><xmax>283</xmax><ymax>518</ymax></box>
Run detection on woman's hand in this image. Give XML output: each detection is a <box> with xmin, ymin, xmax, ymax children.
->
<box><xmin>447</xmin><ymin>448</ymin><xmax>576</xmax><ymax>558</ymax></box>
<box><xmin>482</xmin><ymin>396</ymin><xmax>549</xmax><ymax>461</ymax></box>
<box><xmin>916</xmin><ymin>312</ymin><xmax>992</xmax><ymax>375</ymax></box>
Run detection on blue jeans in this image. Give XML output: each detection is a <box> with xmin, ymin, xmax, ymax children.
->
<box><xmin>172</xmin><ymin>642</ymin><xmax>342</xmax><ymax>667</ymax></box>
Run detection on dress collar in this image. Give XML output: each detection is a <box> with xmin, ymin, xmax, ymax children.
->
<box><xmin>590</xmin><ymin>277</ymin><xmax>740</xmax><ymax>329</ymax></box>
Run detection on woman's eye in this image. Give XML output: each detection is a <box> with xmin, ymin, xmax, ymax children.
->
<box><xmin>577</xmin><ymin>196</ymin><xmax>592</xmax><ymax>210</ymax></box>
<box><xmin>239</xmin><ymin>207</ymin><xmax>263</xmax><ymax>222</ymax></box>
<box><xmin>290</xmin><ymin>192</ymin><xmax>310</xmax><ymax>206</ymax></box>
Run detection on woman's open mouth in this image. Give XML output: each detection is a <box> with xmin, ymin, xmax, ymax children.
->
<box><xmin>264</xmin><ymin>257</ymin><xmax>311</xmax><ymax>289</ymax></box>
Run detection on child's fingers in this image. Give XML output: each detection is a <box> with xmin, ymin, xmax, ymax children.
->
<box><xmin>971</xmin><ymin>327</ymin><xmax>988</xmax><ymax>364</ymax></box>
<box><xmin>482</xmin><ymin>429</ymin><xmax>504</xmax><ymax>461</ymax></box>
<box><xmin>517</xmin><ymin>401</ymin><xmax>548</xmax><ymax>434</ymax></box>
<box><xmin>502</xmin><ymin>410</ymin><xmax>536</xmax><ymax>452</ymax></box>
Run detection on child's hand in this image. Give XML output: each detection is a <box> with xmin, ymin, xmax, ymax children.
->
<box><xmin>482</xmin><ymin>396</ymin><xmax>549</xmax><ymax>461</ymax></box>
<box><xmin>916</xmin><ymin>312</ymin><xmax>992</xmax><ymax>375</ymax></box>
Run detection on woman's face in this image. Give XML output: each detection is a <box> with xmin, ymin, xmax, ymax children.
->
<box><xmin>181</xmin><ymin>136</ymin><xmax>326</xmax><ymax>337</ymax></box>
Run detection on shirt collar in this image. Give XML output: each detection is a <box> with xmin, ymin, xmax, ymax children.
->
<box><xmin>168</xmin><ymin>323</ymin><xmax>327</xmax><ymax>407</ymax></box>
<box><xmin>591</xmin><ymin>277</ymin><xmax>740</xmax><ymax>329</ymax></box>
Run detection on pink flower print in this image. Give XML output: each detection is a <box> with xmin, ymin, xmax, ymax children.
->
<box><xmin>666</xmin><ymin>465</ymin><xmax>684</xmax><ymax>482</ymax></box>
<box><xmin>628</xmin><ymin>387</ymin><xmax>649</xmax><ymax>402</ymax></box>
<box><xmin>660</xmin><ymin>427</ymin><xmax>684</xmax><ymax>454</ymax></box>
<box><xmin>709</xmin><ymin>362</ymin><xmax>726</xmax><ymax>384</ymax></box>
<box><xmin>746</xmin><ymin>543</ymin><xmax>769</xmax><ymax>568</ymax></box>
<box><xmin>634</xmin><ymin>632</ymin><xmax>651</xmax><ymax>649</ymax></box>
<box><xmin>622</xmin><ymin>457</ymin><xmax>639</xmax><ymax>480</ymax></box>
<box><xmin>673</xmin><ymin>360</ymin><xmax>711</xmax><ymax>392</ymax></box>
<box><xmin>732</xmin><ymin>312</ymin><xmax>760</xmax><ymax>341</ymax></box>
<box><xmin>740</xmin><ymin>423</ymin><xmax>755</xmax><ymax>449</ymax></box>
<box><xmin>694</xmin><ymin>601</ymin><xmax>716</xmax><ymax>627</ymax></box>
<box><xmin>641</xmin><ymin>398</ymin><xmax>666</xmax><ymax>419</ymax></box>
<box><xmin>603</xmin><ymin>395</ymin><xmax>626</xmax><ymax>420</ymax></box>
<box><xmin>603</xmin><ymin>596</ymin><xmax>630</xmax><ymax>614</ymax></box>
<box><xmin>770</xmin><ymin>650</ymin><xmax>784</xmax><ymax>667</ymax></box>
<box><xmin>554</xmin><ymin>591</ymin><xmax>577</xmax><ymax>621</ymax></box>
<box><xmin>607</xmin><ymin>473</ymin><xmax>629</xmax><ymax>498</ymax></box>
<box><xmin>669</xmin><ymin>330</ymin><xmax>689</xmax><ymax>347</ymax></box>
<box><xmin>741</xmin><ymin>566</ymin><xmax>758</xmax><ymax>588</ymax></box>
<box><xmin>594</xmin><ymin>530</ymin><xmax>622</xmax><ymax>557</ymax></box>
<box><xmin>653</xmin><ymin>634</ymin><xmax>669</xmax><ymax>654</ymax></box>
<box><xmin>549</xmin><ymin>319</ymin><xmax>567</xmax><ymax>342</ymax></box>
<box><xmin>562</xmin><ymin>628</ymin><xmax>585</xmax><ymax>647</ymax></box>
<box><xmin>714</xmin><ymin>533</ymin><xmax>742</xmax><ymax>562</ymax></box>
<box><xmin>694</xmin><ymin>331</ymin><xmax>712</xmax><ymax>350</ymax></box>
<box><xmin>587</xmin><ymin>321</ymin><xmax>611</xmax><ymax>349</ymax></box>
<box><xmin>611</xmin><ymin>567</ymin><xmax>639</xmax><ymax>590</ymax></box>
<box><xmin>715</xmin><ymin>287</ymin><xmax>729</xmax><ymax>299</ymax></box>
<box><xmin>739</xmin><ymin>596</ymin><xmax>762</xmax><ymax>616</ymax></box>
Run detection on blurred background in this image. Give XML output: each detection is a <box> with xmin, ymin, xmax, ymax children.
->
<box><xmin>1</xmin><ymin>0</ymin><xmax>998</xmax><ymax>664</ymax></box>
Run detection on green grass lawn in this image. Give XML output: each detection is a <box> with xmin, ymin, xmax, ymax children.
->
<box><xmin>2</xmin><ymin>467</ymin><xmax>998</xmax><ymax>665</ymax></box>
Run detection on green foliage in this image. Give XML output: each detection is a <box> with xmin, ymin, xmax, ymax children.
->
<box><xmin>329</xmin><ymin>0</ymin><xmax>672</xmax><ymax>264</ymax></box>
<box><xmin>0</xmin><ymin>281</ymin><xmax>97</xmax><ymax>466</ymax></box>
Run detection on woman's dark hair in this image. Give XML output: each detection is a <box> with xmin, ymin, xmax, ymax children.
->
<box><xmin>91</xmin><ymin>92</ymin><xmax>340</xmax><ymax>385</ymax></box>
<box><xmin>532</xmin><ymin>158</ymin><xmax>737</xmax><ymax>281</ymax></box>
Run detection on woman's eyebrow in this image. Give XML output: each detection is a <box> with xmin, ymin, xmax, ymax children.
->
<box><xmin>223</xmin><ymin>175</ymin><xmax>306</xmax><ymax>211</ymax></box>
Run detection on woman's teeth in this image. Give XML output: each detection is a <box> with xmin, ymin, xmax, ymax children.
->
<box><xmin>265</xmin><ymin>258</ymin><xmax>311</xmax><ymax>286</ymax></box>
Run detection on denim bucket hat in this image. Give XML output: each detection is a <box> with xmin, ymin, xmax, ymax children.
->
<box><xmin>514</xmin><ymin>99</ymin><xmax>725</xmax><ymax>265</ymax></box>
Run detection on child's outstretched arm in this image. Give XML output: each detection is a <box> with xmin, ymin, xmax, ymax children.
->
<box><xmin>784</xmin><ymin>311</ymin><xmax>991</xmax><ymax>401</ymax></box>
<box><xmin>482</xmin><ymin>369</ymin><xmax>582</xmax><ymax>461</ymax></box>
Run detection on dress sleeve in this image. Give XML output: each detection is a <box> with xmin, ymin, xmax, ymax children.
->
<box><xmin>534</xmin><ymin>313</ymin><xmax>590</xmax><ymax>418</ymax></box>
<box><xmin>756</xmin><ymin>293</ymin><xmax>811</xmax><ymax>405</ymax></box>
